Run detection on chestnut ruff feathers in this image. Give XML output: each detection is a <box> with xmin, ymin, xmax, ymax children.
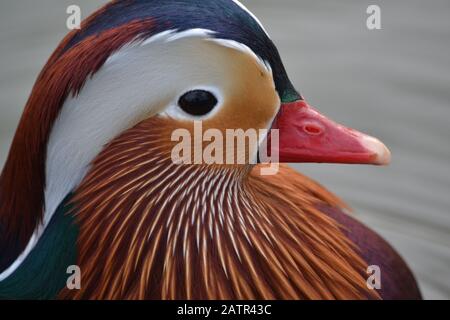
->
<box><xmin>60</xmin><ymin>118</ymin><xmax>379</xmax><ymax>300</ymax></box>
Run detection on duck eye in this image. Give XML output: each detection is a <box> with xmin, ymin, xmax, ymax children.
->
<box><xmin>178</xmin><ymin>90</ymin><xmax>218</xmax><ymax>116</ymax></box>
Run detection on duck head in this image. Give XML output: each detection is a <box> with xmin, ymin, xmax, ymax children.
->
<box><xmin>0</xmin><ymin>0</ymin><xmax>390</xmax><ymax>298</ymax></box>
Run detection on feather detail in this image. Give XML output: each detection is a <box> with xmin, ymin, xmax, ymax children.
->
<box><xmin>59</xmin><ymin>117</ymin><xmax>379</xmax><ymax>300</ymax></box>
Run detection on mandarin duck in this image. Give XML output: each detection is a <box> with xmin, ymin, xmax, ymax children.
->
<box><xmin>0</xmin><ymin>0</ymin><xmax>421</xmax><ymax>300</ymax></box>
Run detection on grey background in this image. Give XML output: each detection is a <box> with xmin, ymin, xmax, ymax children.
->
<box><xmin>0</xmin><ymin>0</ymin><xmax>449</xmax><ymax>299</ymax></box>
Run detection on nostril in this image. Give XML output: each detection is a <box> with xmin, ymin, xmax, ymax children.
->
<box><xmin>302</xmin><ymin>122</ymin><xmax>324</xmax><ymax>136</ymax></box>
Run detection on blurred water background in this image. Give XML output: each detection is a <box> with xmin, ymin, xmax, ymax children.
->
<box><xmin>0</xmin><ymin>0</ymin><xmax>449</xmax><ymax>299</ymax></box>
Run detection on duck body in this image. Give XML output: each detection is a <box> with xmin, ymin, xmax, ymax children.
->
<box><xmin>0</xmin><ymin>0</ymin><xmax>420</xmax><ymax>299</ymax></box>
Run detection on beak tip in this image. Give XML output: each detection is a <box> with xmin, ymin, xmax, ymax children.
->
<box><xmin>361</xmin><ymin>135</ymin><xmax>392</xmax><ymax>166</ymax></box>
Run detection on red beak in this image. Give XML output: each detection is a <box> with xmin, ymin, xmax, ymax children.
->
<box><xmin>269</xmin><ymin>100</ymin><xmax>391</xmax><ymax>165</ymax></box>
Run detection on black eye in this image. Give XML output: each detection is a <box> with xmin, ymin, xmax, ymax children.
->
<box><xmin>178</xmin><ymin>90</ymin><xmax>218</xmax><ymax>116</ymax></box>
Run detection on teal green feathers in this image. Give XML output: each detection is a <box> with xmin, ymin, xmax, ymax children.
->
<box><xmin>0</xmin><ymin>195</ymin><xmax>78</xmax><ymax>300</ymax></box>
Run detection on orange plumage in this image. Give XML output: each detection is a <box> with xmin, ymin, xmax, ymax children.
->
<box><xmin>59</xmin><ymin>118</ymin><xmax>378</xmax><ymax>300</ymax></box>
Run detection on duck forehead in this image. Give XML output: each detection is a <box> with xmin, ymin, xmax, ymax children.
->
<box><xmin>62</xmin><ymin>0</ymin><xmax>299</xmax><ymax>101</ymax></box>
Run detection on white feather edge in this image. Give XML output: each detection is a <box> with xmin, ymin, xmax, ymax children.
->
<box><xmin>232</xmin><ymin>0</ymin><xmax>270</xmax><ymax>38</ymax></box>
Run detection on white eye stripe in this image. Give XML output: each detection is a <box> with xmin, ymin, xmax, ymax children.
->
<box><xmin>139</xmin><ymin>29</ymin><xmax>177</xmax><ymax>47</ymax></box>
<box><xmin>166</xmin><ymin>28</ymin><xmax>216</xmax><ymax>42</ymax></box>
<box><xmin>124</xmin><ymin>27</ymin><xmax>272</xmax><ymax>76</ymax></box>
<box><xmin>138</xmin><ymin>29</ymin><xmax>272</xmax><ymax>76</ymax></box>
<box><xmin>209</xmin><ymin>38</ymin><xmax>272</xmax><ymax>74</ymax></box>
